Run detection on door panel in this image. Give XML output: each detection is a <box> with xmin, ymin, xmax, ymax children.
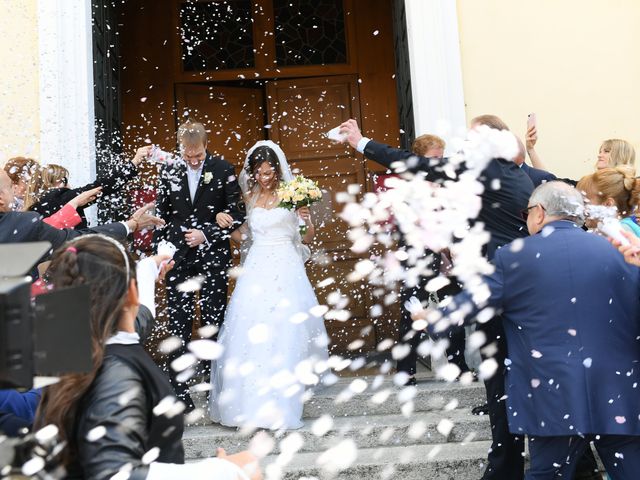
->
<box><xmin>266</xmin><ymin>75</ymin><xmax>376</xmax><ymax>356</ymax></box>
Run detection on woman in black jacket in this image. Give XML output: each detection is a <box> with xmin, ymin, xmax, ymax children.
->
<box><xmin>35</xmin><ymin>236</ymin><xmax>260</xmax><ymax>480</ymax></box>
<box><xmin>26</xmin><ymin>147</ymin><xmax>151</xmax><ymax>228</ymax></box>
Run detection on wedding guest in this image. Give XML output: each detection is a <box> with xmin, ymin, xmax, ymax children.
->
<box><xmin>36</xmin><ymin>236</ymin><xmax>260</xmax><ymax>480</ymax></box>
<box><xmin>397</xmin><ymin>133</ymin><xmax>471</xmax><ymax>382</ymax></box>
<box><xmin>41</xmin><ymin>187</ymin><xmax>102</xmax><ymax>229</ymax></box>
<box><xmin>26</xmin><ymin>146</ymin><xmax>151</xmax><ymax>228</ymax></box>
<box><xmin>3</xmin><ymin>156</ymin><xmax>39</xmax><ymax>211</ymax></box>
<box><xmin>416</xmin><ymin>181</ymin><xmax>640</xmax><ymax>479</ymax></box>
<box><xmin>595</xmin><ymin>138</ymin><xmax>636</xmax><ymax>170</ymax></box>
<box><xmin>469</xmin><ymin>114</ymin><xmax>510</xmax><ymax>131</ymax></box>
<box><xmin>412</xmin><ymin>134</ymin><xmax>445</xmax><ymax>158</ymax></box>
<box><xmin>154</xmin><ymin>120</ymin><xmax>244</xmax><ymax>411</ymax></box>
<box><xmin>0</xmin><ymin>168</ymin><xmax>163</xmax><ymax>255</ymax></box>
<box><xmin>528</xmin><ymin>133</ymin><xmax>636</xmax><ymax>174</ymax></box>
<box><xmin>577</xmin><ymin>165</ymin><xmax>640</xmax><ymax>235</ymax></box>
<box><xmin>472</xmin><ymin>114</ymin><xmax>556</xmax><ymax>187</ymax></box>
<box><xmin>340</xmin><ymin>117</ymin><xmax>533</xmax><ymax>480</ymax></box>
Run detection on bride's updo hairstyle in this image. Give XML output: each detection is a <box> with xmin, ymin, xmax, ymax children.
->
<box><xmin>36</xmin><ymin>236</ymin><xmax>135</xmax><ymax>465</ymax></box>
<box><xmin>577</xmin><ymin>165</ymin><xmax>640</xmax><ymax>216</ymax></box>
<box><xmin>246</xmin><ymin>146</ymin><xmax>282</xmax><ymax>189</ymax></box>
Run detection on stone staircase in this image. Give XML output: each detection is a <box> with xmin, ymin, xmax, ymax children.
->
<box><xmin>185</xmin><ymin>373</ymin><xmax>492</xmax><ymax>479</ymax></box>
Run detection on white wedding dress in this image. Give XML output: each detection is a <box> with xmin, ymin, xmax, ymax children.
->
<box><xmin>209</xmin><ymin>207</ymin><xmax>329</xmax><ymax>430</ymax></box>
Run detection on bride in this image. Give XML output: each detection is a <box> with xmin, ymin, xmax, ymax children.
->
<box><xmin>209</xmin><ymin>140</ymin><xmax>329</xmax><ymax>430</ymax></box>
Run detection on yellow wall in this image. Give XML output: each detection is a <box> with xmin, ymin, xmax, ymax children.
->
<box><xmin>0</xmin><ymin>0</ymin><xmax>40</xmax><ymax>165</ymax></box>
<box><xmin>457</xmin><ymin>0</ymin><xmax>640</xmax><ymax>179</ymax></box>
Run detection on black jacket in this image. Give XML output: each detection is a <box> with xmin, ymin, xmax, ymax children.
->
<box><xmin>66</xmin><ymin>343</ymin><xmax>184</xmax><ymax>480</ymax></box>
<box><xmin>0</xmin><ymin>211</ymin><xmax>128</xmax><ymax>262</ymax></box>
<box><xmin>29</xmin><ymin>162</ymin><xmax>139</xmax><ymax>229</ymax></box>
<box><xmin>153</xmin><ymin>154</ymin><xmax>244</xmax><ymax>270</ymax></box>
<box><xmin>520</xmin><ymin>162</ymin><xmax>557</xmax><ymax>187</ymax></box>
<box><xmin>363</xmin><ymin>140</ymin><xmax>534</xmax><ymax>260</ymax></box>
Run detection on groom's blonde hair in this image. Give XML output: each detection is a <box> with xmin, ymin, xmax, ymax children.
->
<box><xmin>177</xmin><ymin>120</ymin><xmax>208</xmax><ymax>147</ymax></box>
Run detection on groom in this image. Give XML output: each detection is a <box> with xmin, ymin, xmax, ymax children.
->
<box><xmin>154</xmin><ymin>120</ymin><xmax>244</xmax><ymax>410</ymax></box>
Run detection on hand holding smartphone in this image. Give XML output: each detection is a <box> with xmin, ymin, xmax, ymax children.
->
<box><xmin>527</xmin><ymin>113</ymin><xmax>537</xmax><ymax>130</ymax></box>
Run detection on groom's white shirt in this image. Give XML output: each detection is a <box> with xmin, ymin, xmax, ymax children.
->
<box><xmin>186</xmin><ymin>162</ymin><xmax>204</xmax><ymax>203</ymax></box>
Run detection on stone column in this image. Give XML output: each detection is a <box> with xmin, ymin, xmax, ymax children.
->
<box><xmin>404</xmin><ymin>0</ymin><xmax>467</xmax><ymax>151</ymax></box>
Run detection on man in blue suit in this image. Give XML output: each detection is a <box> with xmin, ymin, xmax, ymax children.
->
<box><xmin>416</xmin><ymin>181</ymin><xmax>640</xmax><ymax>478</ymax></box>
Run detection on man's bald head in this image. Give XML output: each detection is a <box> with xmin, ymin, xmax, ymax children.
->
<box><xmin>0</xmin><ymin>168</ymin><xmax>15</xmax><ymax>212</ymax></box>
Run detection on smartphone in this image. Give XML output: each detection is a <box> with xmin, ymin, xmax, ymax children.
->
<box><xmin>527</xmin><ymin>113</ymin><xmax>537</xmax><ymax>130</ymax></box>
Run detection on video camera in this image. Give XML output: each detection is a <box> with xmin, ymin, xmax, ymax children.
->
<box><xmin>0</xmin><ymin>242</ymin><xmax>92</xmax><ymax>389</ymax></box>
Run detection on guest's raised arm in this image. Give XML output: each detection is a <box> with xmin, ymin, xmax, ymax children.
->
<box><xmin>338</xmin><ymin>119</ymin><xmax>456</xmax><ymax>181</ymax></box>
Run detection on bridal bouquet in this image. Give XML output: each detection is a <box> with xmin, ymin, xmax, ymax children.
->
<box><xmin>277</xmin><ymin>175</ymin><xmax>323</xmax><ymax>235</ymax></box>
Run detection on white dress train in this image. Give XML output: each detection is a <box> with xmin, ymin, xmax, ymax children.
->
<box><xmin>209</xmin><ymin>207</ymin><xmax>329</xmax><ymax>430</ymax></box>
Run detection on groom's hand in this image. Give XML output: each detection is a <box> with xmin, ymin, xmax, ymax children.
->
<box><xmin>185</xmin><ymin>228</ymin><xmax>206</xmax><ymax>248</ymax></box>
<box><xmin>339</xmin><ymin>119</ymin><xmax>364</xmax><ymax>149</ymax></box>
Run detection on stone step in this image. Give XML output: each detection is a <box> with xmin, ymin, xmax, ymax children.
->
<box><xmin>183</xmin><ymin>408</ymin><xmax>491</xmax><ymax>459</ymax></box>
<box><xmin>190</xmin><ymin>378</ymin><xmax>486</xmax><ymax>424</ymax></box>
<box><xmin>261</xmin><ymin>440</ymin><xmax>491</xmax><ymax>480</ymax></box>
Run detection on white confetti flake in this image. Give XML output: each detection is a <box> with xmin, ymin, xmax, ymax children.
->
<box><xmin>249</xmin><ymin>431</ymin><xmax>275</xmax><ymax>458</ymax></box>
<box><xmin>21</xmin><ymin>457</ymin><xmax>45</xmax><ymax>477</ymax></box>
<box><xmin>34</xmin><ymin>424</ymin><xmax>58</xmax><ymax>443</ymax></box>
<box><xmin>436</xmin><ymin>418</ymin><xmax>454</xmax><ymax>437</ymax></box>
<box><xmin>478</xmin><ymin>358</ymin><xmax>498</xmax><ymax>380</ymax></box>
<box><xmin>436</xmin><ymin>363</ymin><xmax>461</xmax><ymax>382</ymax></box>
<box><xmin>510</xmin><ymin>238</ymin><xmax>524</xmax><ymax>252</ymax></box>
<box><xmin>408</xmin><ymin>420</ymin><xmax>427</xmax><ymax>439</ymax></box>
<box><xmin>170</xmin><ymin>353</ymin><xmax>197</xmax><ymax>372</ymax></box>
<box><xmin>317</xmin><ymin>439</ymin><xmax>358</xmax><ymax>473</ymax></box>
<box><xmin>86</xmin><ymin>425</ymin><xmax>107</xmax><ymax>442</ymax></box>
<box><xmin>531</xmin><ymin>350</ymin><xmax>543</xmax><ymax>359</ymax></box>
<box><xmin>142</xmin><ymin>447</ymin><xmax>160</xmax><ymax>464</ymax></box>
<box><xmin>583</xmin><ymin>358</ymin><xmax>593</xmax><ymax>368</ymax></box>
<box><xmin>311</xmin><ymin>414</ymin><xmax>334</xmax><ymax>436</ymax></box>
<box><xmin>188</xmin><ymin>339</ymin><xmax>223</xmax><ymax>360</ymax></box>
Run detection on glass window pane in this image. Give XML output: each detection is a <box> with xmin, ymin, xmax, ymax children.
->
<box><xmin>180</xmin><ymin>0</ymin><xmax>255</xmax><ymax>72</ymax></box>
<box><xmin>274</xmin><ymin>0</ymin><xmax>347</xmax><ymax>66</ymax></box>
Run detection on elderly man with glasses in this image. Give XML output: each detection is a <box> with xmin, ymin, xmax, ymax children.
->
<box><xmin>415</xmin><ymin>181</ymin><xmax>640</xmax><ymax>479</ymax></box>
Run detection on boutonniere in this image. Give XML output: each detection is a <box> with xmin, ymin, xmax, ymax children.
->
<box><xmin>203</xmin><ymin>172</ymin><xmax>213</xmax><ymax>184</ymax></box>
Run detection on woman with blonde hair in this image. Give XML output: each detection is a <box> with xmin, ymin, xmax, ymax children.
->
<box><xmin>3</xmin><ymin>156</ymin><xmax>39</xmax><ymax>210</ymax></box>
<box><xmin>28</xmin><ymin>147</ymin><xmax>150</xmax><ymax>228</ymax></box>
<box><xmin>595</xmin><ymin>139</ymin><xmax>636</xmax><ymax>170</ymax></box>
<box><xmin>577</xmin><ymin>165</ymin><xmax>640</xmax><ymax>236</ymax></box>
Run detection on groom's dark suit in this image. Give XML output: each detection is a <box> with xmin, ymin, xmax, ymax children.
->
<box><xmin>154</xmin><ymin>153</ymin><xmax>244</xmax><ymax>403</ymax></box>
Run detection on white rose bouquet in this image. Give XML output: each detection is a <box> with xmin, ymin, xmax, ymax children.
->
<box><xmin>277</xmin><ymin>175</ymin><xmax>323</xmax><ymax>235</ymax></box>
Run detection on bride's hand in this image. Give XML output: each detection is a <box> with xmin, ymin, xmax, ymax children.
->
<box><xmin>296</xmin><ymin>206</ymin><xmax>311</xmax><ymax>223</ymax></box>
<box><xmin>216</xmin><ymin>212</ymin><xmax>234</xmax><ymax>228</ymax></box>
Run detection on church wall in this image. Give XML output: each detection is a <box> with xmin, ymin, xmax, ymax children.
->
<box><xmin>457</xmin><ymin>0</ymin><xmax>640</xmax><ymax>179</ymax></box>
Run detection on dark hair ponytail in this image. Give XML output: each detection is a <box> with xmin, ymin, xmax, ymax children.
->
<box><xmin>35</xmin><ymin>236</ymin><xmax>135</xmax><ymax>465</ymax></box>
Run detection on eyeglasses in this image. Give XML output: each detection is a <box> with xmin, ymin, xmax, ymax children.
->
<box><xmin>520</xmin><ymin>204</ymin><xmax>546</xmax><ymax>220</ymax></box>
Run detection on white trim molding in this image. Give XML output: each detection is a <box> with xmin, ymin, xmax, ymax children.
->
<box><xmin>37</xmin><ymin>0</ymin><xmax>96</xmax><ymax>186</ymax></box>
<box><xmin>405</xmin><ymin>0</ymin><xmax>467</xmax><ymax>150</ymax></box>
